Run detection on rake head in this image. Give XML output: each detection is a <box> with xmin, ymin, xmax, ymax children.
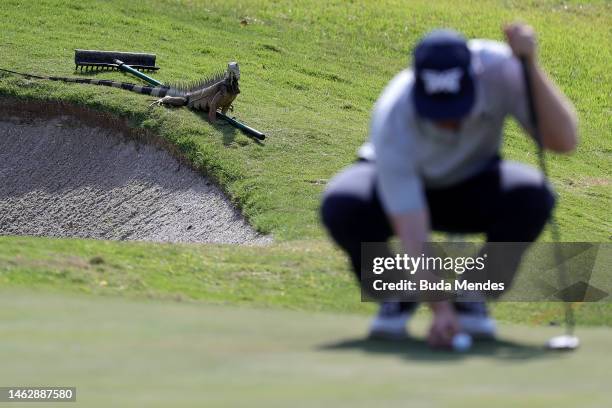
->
<box><xmin>75</xmin><ymin>49</ymin><xmax>159</xmax><ymax>72</ymax></box>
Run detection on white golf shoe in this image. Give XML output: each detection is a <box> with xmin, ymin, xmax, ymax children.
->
<box><xmin>368</xmin><ymin>302</ymin><xmax>411</xmax><ymax>340</ymax></box>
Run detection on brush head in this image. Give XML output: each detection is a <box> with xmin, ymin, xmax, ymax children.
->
<box><xmin>546</xmin><ymin>334</ymin><xmax>580</xmax><ymax>351</ymax></box>
<box><xmin>75</xmin><ymin>49</ymin><xmax>159</xmax><ymax>72</ymax></box>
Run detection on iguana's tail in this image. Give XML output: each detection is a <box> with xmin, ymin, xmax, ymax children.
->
<box><xmin>0</xmin><ymin>67</ymin><xmax>173</xmax><ymax>97</ymax></box>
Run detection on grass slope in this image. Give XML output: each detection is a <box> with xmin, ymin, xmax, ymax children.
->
<box><xmin>2</xmin><ymin>236</ymin><xmax>611</xmax><ymax>327</ymax></box>
<box><xmin>0</xmin><ymin>0</ymin><xmax>610</xmax><ymax>325</ymax></box>
<box><xmin>0</xmin><ymin>0</ymin><xmax>609</xmax><ymax>240</ymax></box>
<box><xmin>1</xmin><ymin>290</ymin><xmax>610</xmax><ymax>407</ymax></box>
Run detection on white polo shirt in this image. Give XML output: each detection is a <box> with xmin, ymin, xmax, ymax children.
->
<box><xmin>364</xmin><ymin>40</ymin><xmax>534</xmax><ymax>214</ymax></box>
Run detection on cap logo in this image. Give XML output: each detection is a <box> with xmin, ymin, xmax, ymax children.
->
<box><xmin>421</xmin><ymin>68</ymin><xmax>463</xmax><ymax>94</ymax></box>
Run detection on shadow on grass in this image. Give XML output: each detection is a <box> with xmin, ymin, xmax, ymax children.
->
<box><xmin>193</xmin><ymin>110</ymin><xmax>264</xmax><ymax>147</ymax></box>
<box><xmin>319</xmin><ymin>337</ymin><xmax>558</xmax><ymax>362</ymax></box>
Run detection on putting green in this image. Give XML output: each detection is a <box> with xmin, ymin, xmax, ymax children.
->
<box><xmin>1</xmin><ymin>290</ymin><xmax>609</xmax><ymax>407</ymax></box>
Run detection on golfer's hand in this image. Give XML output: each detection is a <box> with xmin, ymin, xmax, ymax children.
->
<box><xmin>504</xmin><ymin>23</ymin><xmax>537</xmax><ymax>63</ymax></box>
<box><xmin>428</xmin><ymin>302</ymin><xmax>460</xmax><ymax>348</ymax></box>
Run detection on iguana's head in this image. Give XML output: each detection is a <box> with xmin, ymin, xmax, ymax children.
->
<box><xmin>227</xmin><ymin>62</ymin><xmax>240</xmax><ymax>81</ymax></box>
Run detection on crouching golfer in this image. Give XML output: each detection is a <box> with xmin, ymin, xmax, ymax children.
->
<box><xmin>321</xmin><ymin>24</ymin><xmax>577</xmax><ymax>347</ymax></box>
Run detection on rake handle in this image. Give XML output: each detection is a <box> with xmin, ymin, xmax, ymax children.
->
<box><xmin>217</xmin><ymin>112</ymin><xmax>266</xmax><ymax>140</ymax></box>
<box><xmin>114</xmin><ymin>59</ymin><xmax>163</xmax><ymax>86</ymax></box>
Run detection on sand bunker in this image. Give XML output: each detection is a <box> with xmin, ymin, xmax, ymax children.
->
<box><xmin>0</xmin><ymin>103</ymin><xmax>268</xmax><ymax>244</ymax></box>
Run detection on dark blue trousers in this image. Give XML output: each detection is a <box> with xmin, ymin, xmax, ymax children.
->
<box><xmin>320</xmin><ymin>158</ymin><xmax>555</xmax><ymax>313</ymax></box>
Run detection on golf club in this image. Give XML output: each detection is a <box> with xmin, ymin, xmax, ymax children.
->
<box><xmin>520</xmin><ymin>57</ymin><xmax>579</xmax><ymax>351</ymax></box>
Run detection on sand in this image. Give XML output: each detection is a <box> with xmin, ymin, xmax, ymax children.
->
<box><xmin>0</xmin><ymin>102</ymin><xmax>268</xmax><ymax>244</ymax></box>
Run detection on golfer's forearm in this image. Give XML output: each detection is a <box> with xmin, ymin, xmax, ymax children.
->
<box><xmin>389</xmin><ymin>209</ymin><xmax>429</xmax><ymax>256</ymax></box>
<box><xmin>391</xmin><ymin>210</ymin><xmax>453</xmax><ymax>306</ymax></box>
<box><xmin>527</xmin><ymin>60</ymin><xmax>578</xmax><ymax>152</ymax></box>
<box><xmin>428</xmin><ymin>300</ymin><xmax>453</xmax><ymax>312</ymax></box>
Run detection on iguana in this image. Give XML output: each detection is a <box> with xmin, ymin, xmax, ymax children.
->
<box><xmin>0</xmin><ymin>62</ymin><xmax>240</xmax><ymax>122</ymax></box>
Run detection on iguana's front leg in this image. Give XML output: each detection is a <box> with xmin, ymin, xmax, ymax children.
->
<box><xmin>221</xmin><ymin>103</ymin><xmax>233</xmax><ymax>115</ymax></box>
<box><xmin>149</xmin><ymin>96</ymin><xmax>188</xmax><ymax>108</ymax></box>
<box><xmin>220</xmin><ymin>94</ymin><xmax>238</xmax><ymax>115</ymax></box>
<box><xmin>208</xmin><ymin>91</ymin><xmax>225</xmax><ymax>122</ymax></box>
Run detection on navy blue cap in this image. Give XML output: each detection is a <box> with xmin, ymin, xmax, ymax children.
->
<box><xmin>412</xmin><ymin>29</ymin><xmax>475</xmax><ymax>120</ymax></box>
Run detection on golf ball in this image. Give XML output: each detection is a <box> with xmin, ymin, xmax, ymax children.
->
<box><xmin>452</xmin><ymin>333</ymin><xmax>472</xmax><ymax>352</ymax></box>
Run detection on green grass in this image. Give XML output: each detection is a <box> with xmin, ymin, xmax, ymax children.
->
<box><xmin>0</xmin><ymin>0</ymin><xmax>610</xmax><ymax>327</ymax></box>
<box><xmin>2</xmin><ymin>290</ymin><xmax>611</xmax><ymax>407</ymax></box>
<box><xmin>2</xmin><ymin>236</ymin><xmax>611</xmax><ymax>327</ymax></box>
<box><xmin>1</xmin><ymin>0</ymin><xmax>609</xmax><ymax>240</ymax></box>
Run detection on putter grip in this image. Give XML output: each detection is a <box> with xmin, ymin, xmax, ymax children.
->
<box><xmin>520</xmin><ymin>57</ymin><xmax>541</xmax><ymax>147</ymax></box>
